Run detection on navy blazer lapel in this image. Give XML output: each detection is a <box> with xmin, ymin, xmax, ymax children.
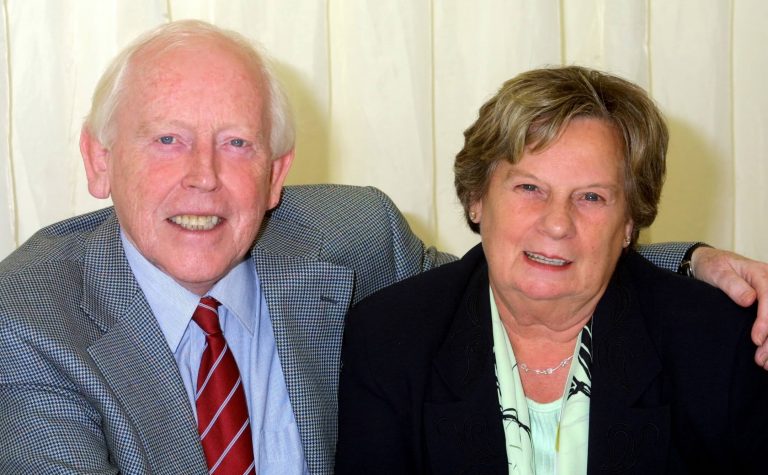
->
<box><xmin>81</xmin><ymin>214</ymin><xmax>208</xmax><ymax>474</ymax></box>
<box><xmin>426</xmin><ymin>249</ymin><xmax>670</xmax><ymax>474</ymax></box>
<box><xmin>431</xmin><ymin>260</ymin><xmax>493</xmax><ymax>400</ymax></box>
<box><xmin>254</xmin><ymin>212</ymin><xmax>354</xmax><ymax>475</ymax></box>
<box><xmin>588</xmin><ymin>254</ymin><xmax>669</xmax><ymax>474</ymax></box>
<box><xmin>426</xmin><ymin>257</ymin><xmax>507</xmax><ymax>474</ymax></box>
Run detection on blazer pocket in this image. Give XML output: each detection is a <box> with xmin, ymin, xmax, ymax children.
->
<box><xmin>423</xmin><ymin>400</ymin><xmax>507</xmax><ymax>475</ymax></box>
<box><xmin>589</xmin><ymin>404</ymin><xmax>670</xmax><ymax>474</ymax></box>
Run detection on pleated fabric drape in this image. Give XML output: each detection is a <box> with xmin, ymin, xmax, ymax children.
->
<box><xmin>1</xmin><ymin>0</ymin><xmax>765</xmax><ymax>260</ymax></box>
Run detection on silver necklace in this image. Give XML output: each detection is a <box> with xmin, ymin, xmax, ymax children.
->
<box><xmin>518</xmin><ymin>355</ymin><xmax>574</xmax><ymax>375</ymax></box>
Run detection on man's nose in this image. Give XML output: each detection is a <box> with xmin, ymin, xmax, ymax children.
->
<box><xmin>182</xmin><ymin>143</ymin><xmax>220</xmax><ymax>191</ymax></box>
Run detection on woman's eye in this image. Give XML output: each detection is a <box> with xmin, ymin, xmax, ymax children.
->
<box><xmin>158</xmin><ymin>136</ymin><xmax>175</xmax><ymax>145</ymax></box>
<box><xmin>229</xmin><ymin>138</ymin><xmax>246</xmax><ymax>147</ymax></box>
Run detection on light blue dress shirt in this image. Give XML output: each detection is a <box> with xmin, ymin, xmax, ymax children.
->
<box><xmin>121</xmin><ymin>233</ymin><xmax>309</xmax><ymax>474</ymax></box>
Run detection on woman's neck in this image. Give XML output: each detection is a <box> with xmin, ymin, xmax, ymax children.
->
<box><xmin>493</xmin><ymin>290</ymin><xmax>594</xmax><ymax>343</ymax></box>
<box><xmin>492</xmin><ymin>288</ymin><xmax>595</xmax><ymax>403</ymax></box>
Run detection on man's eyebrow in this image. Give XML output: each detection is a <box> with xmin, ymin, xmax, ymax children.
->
<box><xmin>138</xmin><ymin>119</ymin><xmax>188</xmax><ymax>131</ymax></box>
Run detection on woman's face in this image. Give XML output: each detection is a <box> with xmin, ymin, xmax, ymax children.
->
<box><xmin>470</xmin><ymin>118</ymin><xmax>633</xmax><ymax>312</ymax></box>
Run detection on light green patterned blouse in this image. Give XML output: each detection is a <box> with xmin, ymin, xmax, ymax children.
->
<box><xmin>490</xmin><ymin>287</ymin><xmax>592</xmax><ymax>475</ymax></box>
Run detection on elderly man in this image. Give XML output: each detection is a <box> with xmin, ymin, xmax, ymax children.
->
<box><xmin>0</xmin><ymin>20</ymin><xmax>766</xmax><ymax>475</ymax></box>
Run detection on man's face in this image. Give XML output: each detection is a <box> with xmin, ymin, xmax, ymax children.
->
<box><xmin>82</xmin><ymin>39</ymin><xmax>293</xmax><ymax>295</ymax></box>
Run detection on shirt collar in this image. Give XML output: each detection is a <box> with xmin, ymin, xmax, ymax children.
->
<box><xmin>120</xmin><ymin>231</ymin><xmax>259</xmax><ymax>351</ymax></box>
<box><xmin>208</xmin><ymin>256</ymin><xmax>259</xmax><ymax>335</ymax></box>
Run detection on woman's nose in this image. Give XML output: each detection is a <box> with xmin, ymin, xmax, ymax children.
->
<box><xmin>538</xmin><ymin>199</ymin><xmax>575</xmax><ymax>240</ymax></box>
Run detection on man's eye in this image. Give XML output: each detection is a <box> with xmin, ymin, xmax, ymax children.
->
<box><xmin>583</xmin><ymin>192</ymin><xmax>602</xmax><ymax>202</ymax></box>
<box><xmin>230</xmin><ymin>138</ymin><xmax>246</xmax><ymax>147</ymax></box>
<box><xmin>520</xmin><ymin>184</ymin><xmax>538</xmax><ymax>192</ymax></box>
<box><xmin>158</xmin><ymin>136</ymin><xmax>175</xmax><ymax>145</ymax></box>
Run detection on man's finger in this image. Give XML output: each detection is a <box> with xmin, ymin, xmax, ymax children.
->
<box><xmin>719</xmin><ymin>277</ymin><xmax>757</xmax><ymax>308</ymax></box>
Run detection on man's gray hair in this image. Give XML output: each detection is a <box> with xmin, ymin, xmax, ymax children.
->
<box><xmin>83</xmin><ymin>19</ymin><xmax>295</xmax><ymax>159</ymax></box>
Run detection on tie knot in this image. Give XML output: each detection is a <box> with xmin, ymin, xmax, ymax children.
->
<box><xmin>192</xmin><ymin>296</ymin><xmax>222</xmax><ymax>335</ymax></box>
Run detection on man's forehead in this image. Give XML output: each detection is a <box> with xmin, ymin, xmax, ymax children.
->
<box><xmin>129</xmin><ymin>36</ymin><xmax>265</xmax><ymax>87</ymax></box>
<box><xmin>120</xmin><ymin>52</ymin><xmax>263</xmax><ymax>113</ymax></box>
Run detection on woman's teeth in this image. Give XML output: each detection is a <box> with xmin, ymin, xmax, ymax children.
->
<box><xmin>524</xmin><ymin>251</ymin><xmax>570</xmax><ymax>266</ymax></box>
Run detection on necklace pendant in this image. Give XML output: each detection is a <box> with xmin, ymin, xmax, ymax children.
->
<box><xmin>518</xmin><ymin>355</ymin><xmax>574</xmax><ymax>376</ymax></box>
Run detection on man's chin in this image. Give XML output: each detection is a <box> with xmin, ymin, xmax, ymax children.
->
<box><xmin>160</xmin><ymin>262</ymin><xmax>234</xmax><ymax>296</ymax></box>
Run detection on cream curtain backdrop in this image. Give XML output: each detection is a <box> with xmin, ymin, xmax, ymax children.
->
<box><xmin>0</xmin><ymin>0</ymin><xmax>766</xmax><ymax>261</ymax></box>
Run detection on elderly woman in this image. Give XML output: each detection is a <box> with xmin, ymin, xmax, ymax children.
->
<box><xmin>335</xmin><ymin>66</ymin><xmax>767</xmax><ymax>474</ymax></box>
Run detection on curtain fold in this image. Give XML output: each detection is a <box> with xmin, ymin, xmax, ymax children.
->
<box><xmin>0</xmin><ymin>1</ymin><xmax>16</xmax><ymax>253</ymax></box>
<box><xmin>0</xmin><ymin>0</ymin><xmax>764</xmax><ymax>261</ymax></box>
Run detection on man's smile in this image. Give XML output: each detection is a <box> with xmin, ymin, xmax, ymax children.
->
<box><xmin>168</xmin><ymin>214</ymin><xmax>221</xmax><ymax>231</ymax></box>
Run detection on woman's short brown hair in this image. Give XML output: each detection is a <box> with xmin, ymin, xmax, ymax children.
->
<box><xmin>454</xmin><ymin>66</ymin><xmax>668</xmax><ymax>245</ymax></box>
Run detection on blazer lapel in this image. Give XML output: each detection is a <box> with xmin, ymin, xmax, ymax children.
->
<box><xmin>588</xmin><ymin>259</ymin><xmax>670</xmax><ymax>474</ymax></box>
<box><xmin>254</xmin><ymin>213</ymin><xmax>354</xmax><ymax>475</ymax></box>
<box><xmin>425</xmin><ymin>261</ymin><xmax>508</xmax><ymax>474</ymax></box>
<box><xmin>424</xmin><ymin>249</ymin><xmax>670</xmax><ymax>475</ymax></box>
<box><xmin>81</xmin><ymin>215</ymin><xmax>207</xmax><ymax>474</ymax></box>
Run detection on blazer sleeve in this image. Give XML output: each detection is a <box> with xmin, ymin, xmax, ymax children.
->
<box><xmin>367</xmin><ymin>186</ymin><xmax>456</xmax><ymax>276</ymax></box>
<box><xmin>0</xmin><ymin>323</ymin><xmax>118</xmax><ymax>474</ymax></box>
<box><xmin>636</xmin><ymin>241</ymin><xmax>697</xmax><ymax>273</ymax></box>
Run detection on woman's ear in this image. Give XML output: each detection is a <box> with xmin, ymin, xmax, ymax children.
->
<box><xmin>469</xmin><ymin>201</ymin><xmax>482</xmax><ymax>223</ymax></box>
<box><xmin>623</xmin><ymin>220</ymin><xmax>634</xmax><ymax>248</ymax></box>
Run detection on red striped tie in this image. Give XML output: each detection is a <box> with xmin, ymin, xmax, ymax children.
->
<box><xmin>193</xmin><ymin>297</ymin><xmax>255</xmax><ymax>475</ymax></box>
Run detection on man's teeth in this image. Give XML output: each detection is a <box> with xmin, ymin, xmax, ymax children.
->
<box><xmin>170</xmin><ymin>215</ymin><xmax>220</xmax><ymax>231</ymax></box>
<box><xmin>524</xmin><ymin>251</ymin><xmax>570</xmax><ymax>266</ymax></box>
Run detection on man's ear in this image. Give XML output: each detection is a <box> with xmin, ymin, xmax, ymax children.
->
<box><xmin>267</xmin><ymin>148</ymin><xmax>295</xmax><ymax>209</ymax></box>
<box><xmin>80</xmin><ymin>127</ymin><xmax>111</xmax><ymax>199</ymax></box>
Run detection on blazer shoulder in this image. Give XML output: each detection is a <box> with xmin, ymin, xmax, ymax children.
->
<box><xmin>265</xmin><ymin>184</ymin><xmax>452</xmax><ymax>298</ymax></box>
<box><xmin>0</xmin><ymin>209</ymin><xmax>116</xmax><ymax>335</ymax></box>
<box><xmin>348</xmin><ymin>245</ymin><xmax>486</xmax><ymax>346</ymax></box>
<box><xmin>624</xmin><ymin>250</ymin><xmax>754</xmax><ymax>321</ymax></box>
<box><xmin>357</xmin><ymin>244</ymin><xmax>483</xmax><ymax>302</ymax></box>
<box><xmin>621</xmin><ymin>250</ymin><xmax>756</xmax><ymax>359</ymax></box>
<box><xmin>278</xmin><ymin>184</ymin><xmax>392</xmax><ymax>222</ymax></box>
<box><xmin>263</xmin><ymin>185</ymin><xmax>391</xmax><ymax>247</ymax></box>
<box><xmin>0</xmin><ymin>207</ymin><xmax>115</xmax><ymax>278</ymax></box>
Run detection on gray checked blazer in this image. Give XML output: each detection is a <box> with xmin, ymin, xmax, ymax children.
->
<box><xmin>0</xmin><ymin>185</ymin><xmax>453</xmax><ymax>475</ymax></box>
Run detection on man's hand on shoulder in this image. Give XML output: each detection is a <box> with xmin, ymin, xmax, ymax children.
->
<box><xmin>691</xmin><ymin>246</ymin><xmax>768</xmax><ymax>368</ymax></box>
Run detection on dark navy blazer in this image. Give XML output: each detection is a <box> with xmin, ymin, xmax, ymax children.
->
<box><xmin>337</xmin><ymin>245</ymin><xmax>767</xmax><ymax>474</ymax></box>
